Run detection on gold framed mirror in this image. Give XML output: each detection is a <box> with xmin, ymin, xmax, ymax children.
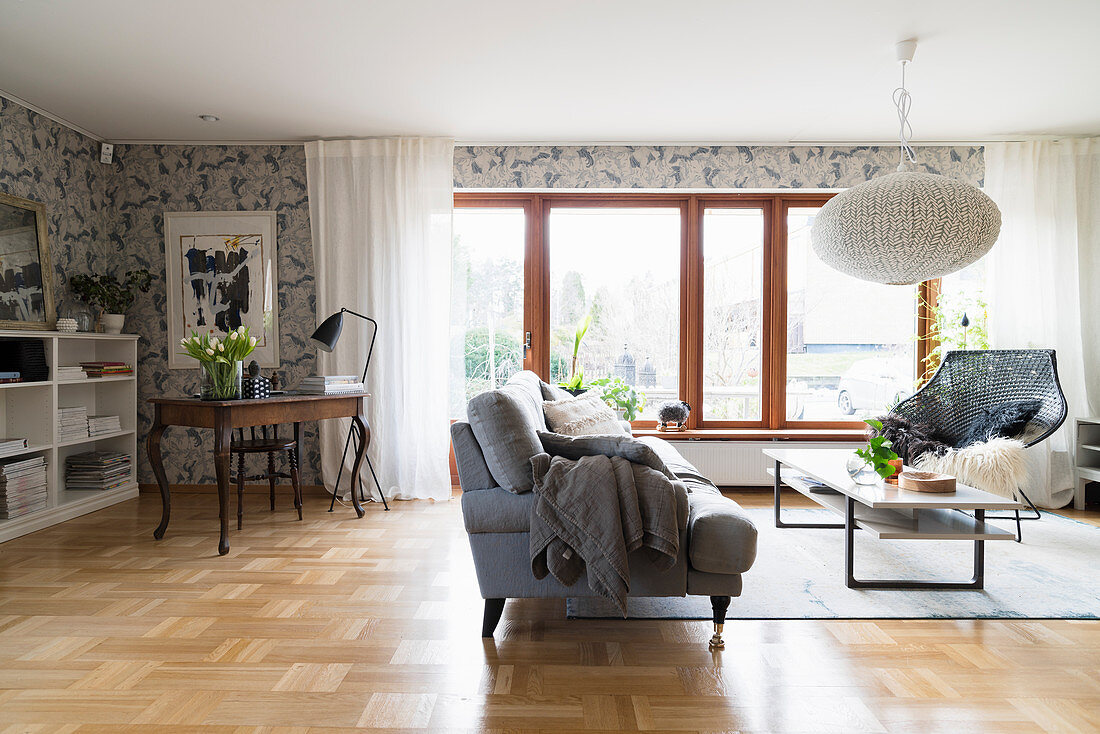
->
<box><xmin>0</xmin><ymin>192</ymin><xmax>55</xmax><ymax>330</ymax></box>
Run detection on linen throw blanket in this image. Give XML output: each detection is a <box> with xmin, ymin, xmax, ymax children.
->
<box><xmin>529</xmin><ymin>452</ymin><xmax>681</xmax><ymax>615</ymax></box>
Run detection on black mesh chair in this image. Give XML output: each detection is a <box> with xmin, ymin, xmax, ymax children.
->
<box><xmin>891</xmin><ymin>349</ymin><xmax>1068</xmax><ymax>540</ymax></box>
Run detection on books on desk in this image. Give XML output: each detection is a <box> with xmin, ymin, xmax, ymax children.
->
<box><xmin>0</xmin><ymin>455</ymin><xmax>47</xmax><ymax>519</ymax></box>
<box><xmin>298</xmin><ymin>375</ymin><xmax>365</xmax><ymax>394</ymax></box>
<box><xmin>65</xmin><ymin>451</ymin><xmax>132</xmax><ymax>491</ymax></box>
<box><xmin>57</xmin><ymin>406</ymin><xmax>89</xmax><ymax>442</ymax></box>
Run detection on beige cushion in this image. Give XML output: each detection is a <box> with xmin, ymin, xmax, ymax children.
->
<box><xmin>542</xmin><ymin>392</ymin><xmax>626</xmax><ymax>436</ymax></box>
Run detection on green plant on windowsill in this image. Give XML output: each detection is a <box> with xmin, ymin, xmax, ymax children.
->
<box><xmin>855</xmin><ymin>419</ymin><xmax>900</xmax><ymax>480</ymax></box>
<box><xmin>559</xmin><ymin>312</ymin><xmax>592</xmax><ymax>392</ymax></box>
<box><xmin>589</xmin><ymin>377</ymin><xmax>647</xmax><ymax>421</ymax></box>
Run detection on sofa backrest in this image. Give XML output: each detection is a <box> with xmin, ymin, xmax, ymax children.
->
<box><xmin>464</xmin><ymin>371</ymin><xmax>547</xmax><ymax>493</ymax></box>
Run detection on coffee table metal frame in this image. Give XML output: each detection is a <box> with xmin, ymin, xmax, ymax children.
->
<box><xmin>767</xmin><ymin>448</ymin><xmax>1021</xmax><ymax>591</ymax></box>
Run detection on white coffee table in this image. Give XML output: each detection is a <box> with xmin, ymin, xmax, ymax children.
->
<box><xmin>764</xmin><ymin>448</ymin><xmax>1024</xmax><ymax>590</ymax></box>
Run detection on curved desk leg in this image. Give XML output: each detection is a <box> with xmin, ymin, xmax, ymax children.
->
<box><xmin>148</xmin><ymin>416</ymin><xmax>171</xmax><ymax>541</ymax></box>
<box><xmin>213</xmin><ymin>415</ymin><xmax>233</xmax><ymax>555</ymax></box>
<box><xmin>349</xmin><ymin>413</ymin><xmax>369</xmax><ymax>519</ymax></box>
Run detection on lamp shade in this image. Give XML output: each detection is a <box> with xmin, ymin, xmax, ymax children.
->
<box><xmin>311</xmin><ymin>310</ymin><xmax>344</xmax><ymax>352</ymax></box>
<box><xmin>810</xmin><ymin>172</ymin><xmax>1001</xmax><ymax>285</ymax></box>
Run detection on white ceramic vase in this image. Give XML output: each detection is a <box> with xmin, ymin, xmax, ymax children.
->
<box><xmin>101</xmin><ymin>313</ymin><xmax>125</xmax><ymax>334</ymax></box>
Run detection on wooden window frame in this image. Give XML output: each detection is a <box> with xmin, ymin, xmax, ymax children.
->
<box><xmin>454</xmin><ymin>191</ymin><xmax>937</xmax><ymax>435</ymax></box>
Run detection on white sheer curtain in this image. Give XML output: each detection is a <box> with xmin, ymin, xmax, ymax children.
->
<box><xmin>985</xmin><ymin>138</ymin><xmax>1100</xmax><ymax>508</ymax></box>
<box><xmin>305</xmin><ymin>138</ymin><xmax>454</xmax><ymax>501</ymax></box>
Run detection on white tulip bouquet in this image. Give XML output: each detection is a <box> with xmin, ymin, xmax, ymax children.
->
<box><xmin>179</xmin><ymin>326</ymin><xmax>258</xmax><ymax>399</ymax></box>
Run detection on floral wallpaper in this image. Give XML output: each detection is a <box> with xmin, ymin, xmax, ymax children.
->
<box><xmin>2</xmin><ymin>94</ymin><xmax>987</xmax><ymax>488</ymax></box>
<box><xmin>454</xmin><ymin>145</ymin><xmax>984</xmax><ymax>189</ymax></box>
<box><xmin>0</xmin><ymin>97</ymin><xmax>114</xmax><ymax>287</ymax></box>
<box><xmin>112</xmin><ymin>144</ymin><xmax>320</xmax><ymax>485</ymax></box>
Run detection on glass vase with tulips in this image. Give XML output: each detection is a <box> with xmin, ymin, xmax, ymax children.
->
<box><xmin>179</xmin><ymin>326</ymin><xmax>258</xmax><ymax>400</ymax></box>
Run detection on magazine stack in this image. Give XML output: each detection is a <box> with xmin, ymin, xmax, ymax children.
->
<box><xmin>0</xmin><ymin>456</ymin><xmax>48</xmax><ymax>519</ymax></box>
<box><xmin>65</xmin><ymin>451</ymin><xmax>132</xmax><ymax>491</ymax></box>
<box><xmin>87</xmin><ymin>415</ymin><xmax>122</xmax><ymax>438</ymax></box>
<box><xmin>57</xmin><ymin>406</ymin><xmax>89</xmax><ymax>442</ymax></box>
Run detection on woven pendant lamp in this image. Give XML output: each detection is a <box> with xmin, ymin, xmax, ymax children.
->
<box><xmin>811</xmin><ymin>41</ymin><xmax>1001</xmax><ymax>285</ymax></box>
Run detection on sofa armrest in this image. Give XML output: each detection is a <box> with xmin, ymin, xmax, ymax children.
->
<box><xmin>686</xmin><ymin>491</ymin><xmax>757</xmax><ymax>575</ymax></box>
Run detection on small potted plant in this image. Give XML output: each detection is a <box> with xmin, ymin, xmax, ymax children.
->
<box><xmin>69</xmin><ymin>269</ymin><xmax>153</xmax><ymax>334</ymax></box>
<box><xmin>178</xmin><ymin>326</ymin><xmax>258</xmax><ymax>400</ymax></box>
<box><xmin>847</xmin><ymin>418</ymin><xmax>900</xmax><ymax>485</ymax></box>
<box><xmin>590</xmin><ymin>376</ymin><xmax>646</xmax><ymax>421</ymax></box>
<box><xmin>558</xmin><ymin>313</ymin><xmax>591</xmax><ymax>395</ymax></box>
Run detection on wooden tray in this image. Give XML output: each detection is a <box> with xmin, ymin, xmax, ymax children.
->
<box><xmin>898</xmin><ymin>471</ymin><xmax>957</xmax><ymax>493</ymax></box>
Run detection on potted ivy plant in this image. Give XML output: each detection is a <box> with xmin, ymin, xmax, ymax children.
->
<box><xmin>69</xmin><ymin>269</ymin><xmax>153</xmax><ymax>334</ymax></box>
<box><xmin>590</xmin><ymin>376</ymin><xmax>647</xmax><ymax>421</ymax></box>
<box><xmin>847</xmin><ymin>418</ymin><xmax>900</xmax><ymax>485</ymax></box>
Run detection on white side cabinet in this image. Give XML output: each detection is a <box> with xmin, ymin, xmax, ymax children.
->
<box><xmin>0</xmin><ymin>330</ymin><xmax>139</xmax><ymax>544</ymax></box>
<box><xmin>1075</xmin><ymin>417</ymin><xmax>1100</xmax><ymax>511</ymax></box>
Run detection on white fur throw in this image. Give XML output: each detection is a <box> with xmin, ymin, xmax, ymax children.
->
<box><xmin>542</xmin><ymin>392</ymin><xmax>626</xmax><ymax>436</ymax></box>
<box><xmin>913</xmin><ymin>437</ymin><xmax>1028</xmax><ymax>499</ymax></box>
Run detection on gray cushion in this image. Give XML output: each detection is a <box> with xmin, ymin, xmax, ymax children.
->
<box><xmin>450</xmin><ymin>422</ymin><xmax>497</xmax><ymax>492</ymax></box>
<box><xmin>537</xmin><ymin>431</ymin><xmax>676</xmax><ymax>480</ymax></box>
<box><xmin>686</xmin><ymin>492</ymin><xmax>758</xmax><ymax>575</ymax></box>
<box><xmin>460</xmin><ymin>487</ymin><xmax>533</xmax><ymax>533</ymax></box>
<box><xmin>466</xmin><ymin>371</ymin><xmax>547</xmax><ymax>493</ymax></box>
<box><xmin>540</xmin><ymin>381</ymin><xmax>575</xmax><ymax>401</ymax></box>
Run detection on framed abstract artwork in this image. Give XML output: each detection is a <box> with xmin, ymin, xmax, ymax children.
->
<box><xmin>163</xmin><ymin>211</ymin><xmax>279</xmax><ymax>368</ymax></box>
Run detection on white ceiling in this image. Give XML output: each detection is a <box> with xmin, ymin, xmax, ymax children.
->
<box><xmin>1</xmin><ymin>0</ymin><xmax>1098</xmax><ymax>144</ymax></box>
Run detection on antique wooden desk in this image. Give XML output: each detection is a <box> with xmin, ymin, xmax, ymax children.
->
<box><xmin>147</xmin><ymin>393</ymin><xmax>370</xmax><ymax>555</ymax></box>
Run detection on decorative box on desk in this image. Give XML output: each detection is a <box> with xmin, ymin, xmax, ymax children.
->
<box><xmin>0</xmin><ymin>330</ymin><xmax>138</xmax><ymax>544</ymax></box>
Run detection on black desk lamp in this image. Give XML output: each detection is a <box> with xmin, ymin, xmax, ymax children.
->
<box><xmin>310</xmin><ymin>308</ymin><xmax>389</xmax><ymax>511</ymax></box>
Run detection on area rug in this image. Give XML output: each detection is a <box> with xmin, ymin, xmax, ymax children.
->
<box><xmin>567</xmin><ymin>509</ymin><xmax>1100</xmax><ymax>620</ymax></box>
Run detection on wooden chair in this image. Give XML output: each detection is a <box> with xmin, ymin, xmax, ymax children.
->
<box><xmin>231</xmin><ymin>424</ymin><xmax>302</xmax><ymax>530</ymax></box>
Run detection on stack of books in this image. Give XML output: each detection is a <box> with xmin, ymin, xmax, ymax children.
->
<box><xmin>0</xmin><ymin>438</ymin><xmax>28</xmax><ymax>458</ymax></box>
<box><xmin>80</xmin><ymin>362</ymin><xmax>134</xmax><ymax>378</ymax></box>
<box><xmin>0</xmin><ymin>456</ymin><xmax>48</xmax><ymax>519</ymax></box>
<box><xmin>298</xmin><ymin>375</ymin><xmax>365</xmax><ymax>394</ymax></box>
<box><xmin>65</xmin><ymin>451</ymin><xmax>132</xmax><ymax>491</ymax></box>
<box><xmin>88</xmin><ymin>415</ymin><xmax>121</xmax><ymax>437</ymax></box>
<box><xmin>55</xmin><ymin>365</ymin><xmax>87</xmax><ymax>381</ymax></box>
<box><xmin>57</xmin><ymin>406</ymin><xmax>89</xmax><ymax>442</ymax></box>
<box><xmin>0</xmin><ymin>370</ymin><xmax>22</xmax><ymax>384</ymax></box>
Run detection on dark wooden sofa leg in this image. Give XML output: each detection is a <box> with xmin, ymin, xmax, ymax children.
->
<box><xmin>482</xmin><ymin>598</ymin><xmax>506</xmax><ymax>637</ymax></box>
<box><xmin>709</xmin><ymin>595</ymin><xmax>731</xmax><ymax>649</ymax></box>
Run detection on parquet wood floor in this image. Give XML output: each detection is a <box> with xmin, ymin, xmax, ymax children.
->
<box><xmin>0</xmin><ymin>488</ymin><xmax>1096</xmax><ymax>733</ymax></box>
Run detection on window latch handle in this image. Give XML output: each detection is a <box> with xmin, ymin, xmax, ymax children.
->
<box><xmin>523</xmin><ymin>331</ymin><xmax>532</xmax><ymax>354</ymax></box>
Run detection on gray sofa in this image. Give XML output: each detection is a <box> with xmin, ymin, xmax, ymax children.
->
<box><xmin>451</xmin><ymin>371</ymin><xmax>758</xmax><ymax>645</ymax></box>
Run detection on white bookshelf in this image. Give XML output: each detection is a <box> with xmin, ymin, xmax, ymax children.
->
<box><xmin>0</xmin><ymin>330</ymin><xmax>139</xmax><ymax>544</ymax></box>
<box><xmin>1075</xmin><ymin>417</ymin><xmax>1100</xmax><ymax>511</ymax></box>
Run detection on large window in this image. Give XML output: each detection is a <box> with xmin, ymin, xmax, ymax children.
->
<box><xmin>702</xmin><ymin>207</ymin><xmax>764</xmax><ymax>422</ymax></box>
<box><xmin>786</xmin><ymin>206</ymin><xmax>917</xmax><ymax>422</ymax></box>
<box><xmin>454</xmin><ymin>193</ymin><xmax>936</xmax><ymax>430</ymax></box>
<box><xmin>548</xmin><ymin>206</ymin><xmax>681</xmax><ymax>419</ymax></box>
<box><xmin>450</xmin><ymin>206</ymin><xmax>526</xmax><ymax>416</ymax></box>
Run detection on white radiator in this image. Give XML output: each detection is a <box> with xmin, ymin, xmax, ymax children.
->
<box><xmin>665</xmin><ymin>440</ymin><xmax>862</xmax><ymax>486</ymax></box>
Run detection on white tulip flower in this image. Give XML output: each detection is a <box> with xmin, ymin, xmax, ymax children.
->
<box><xmin>210</xmin><ymin>337</ymin><xmax>219</xmax><ymax>348</ymax></box>
<box><xmin>229</xmin><ymin>331</ymin><xmax>238</xmax><ymax>340</ymax></box>
<box><xmin>249</xmin><ymin>336</ymin><xmax>257</xmax><ymax>347</ymax></box>
<box><xmin>205</xmin><ymin>348</ymin><xmax>215</xmax><ymax>355</ymax></box>
<box><xmin>238</xmin><ymin>325</ymin><xmax>247</xmax><ymax>334</ymax></box>
<box><xmin>217</xmin><ymin>343</ymin><xmax>224</xmax><ymax>352</ymax></box>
